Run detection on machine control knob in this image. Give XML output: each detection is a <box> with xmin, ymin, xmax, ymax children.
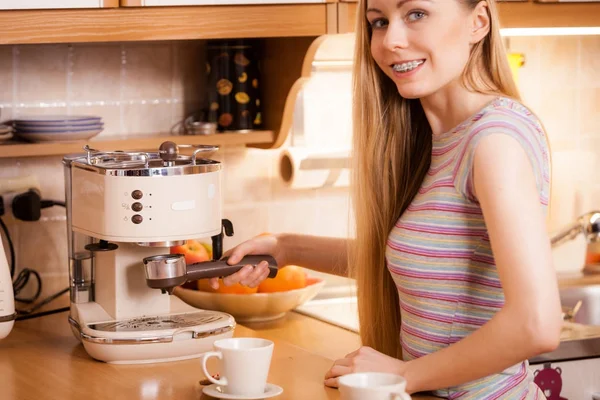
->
<box><xmin>131</xmin><ymin>202</ymin><xmax>143</xmax><ymax>212</ymax></box>
<box><xmin>132</xmin><ymin>214</ymin><xmax>143</xmax><ymax>224</ymax></box>
<box><xmin>159</xmin><ymin>141</ymin><xmax>179</xmax><ymax>162</ymax></box>
<box><xmin>132</xmin><ymin>190</ymin><xmax>143</xmax><ymax>200</ymax></box>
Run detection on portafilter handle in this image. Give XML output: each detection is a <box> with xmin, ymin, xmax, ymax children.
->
<box><xmin>143</xmin><ymin>254</ymin><xmax>279</xmax><ymax>294</ymax></box>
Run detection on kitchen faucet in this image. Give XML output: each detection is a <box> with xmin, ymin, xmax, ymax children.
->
<box><xmin>550</xmin><ymin>211</ymin><xmax>600</xmax><ymax>249</ymax></box>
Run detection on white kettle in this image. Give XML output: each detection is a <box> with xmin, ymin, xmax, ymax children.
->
<box><xmin>0</xmin><ymin>240</ymin><xmax>15</xmax><ymax>339</ymax></box>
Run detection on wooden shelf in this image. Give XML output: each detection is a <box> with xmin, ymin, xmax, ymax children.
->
<box><xmin>337</xmin><ymin>1</ymin><xmax>600</xmax><ymax>31</ymax></box>
<box><xmin>497</xmin><ymin>2</ymin><xmax>600</xmax><ymax>28</ymax></box>
<box><xmin>0</xmin><ymin>4</ymin><xmax>331</xmax><ymax>45</ymax></box>
<box><xmin>0</xmin><ymin>130</ymin><xmax>274</xmax><ymax>158</ymax></box>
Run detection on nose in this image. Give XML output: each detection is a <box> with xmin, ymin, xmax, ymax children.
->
<box><xmin>382</xmin><ymin>21</ymin><xmax>409</xmax><ymax>51</ymax></box>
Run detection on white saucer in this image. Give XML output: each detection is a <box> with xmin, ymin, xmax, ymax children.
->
<box><xmin>202</xmin><ymin>383</ymin><xmax>283</xmax><ymax>399</ymax></box>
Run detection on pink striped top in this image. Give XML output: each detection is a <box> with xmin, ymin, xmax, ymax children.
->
<box><xmin>386</xmin><ymin>97</ymin><xmax>550</xmax><ymax>399</ymax></box>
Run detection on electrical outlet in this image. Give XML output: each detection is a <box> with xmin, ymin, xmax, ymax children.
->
<box><xmin>0</xmin><ymin>175</ymin><xmax>40</xmax><ymax>219</ymax></box>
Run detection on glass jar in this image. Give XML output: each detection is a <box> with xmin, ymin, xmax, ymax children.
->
<box><xmin>206</xmin><ymin>39</ymin><xmax>262</xmax><ymax>133</ymax></box>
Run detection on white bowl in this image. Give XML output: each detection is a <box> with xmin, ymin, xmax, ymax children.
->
<box><xmin>173</xmin><ymin>279</ymin><xmax>325</xmax><ymax>323</ymax></box>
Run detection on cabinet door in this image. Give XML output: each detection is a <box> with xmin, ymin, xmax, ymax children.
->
<box><xmin>120</xmin><ymin>0</ymin><xmax>326</xmax><ymax>6</ymax></box>
<box><xmin>0</xmin><ymin>0</ymin><xmax>118</xmax><ymax>9</ymax></box>
<box><xmin>529</xmin><ymin>358</ymin><xmax>600</xmax><ymax>400</ymax></box>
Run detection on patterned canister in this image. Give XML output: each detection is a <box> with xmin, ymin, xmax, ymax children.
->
<box><xmin>206</xmin><ymin>39</ymin><xmax>262</xmax><ymax>132</ymax></box>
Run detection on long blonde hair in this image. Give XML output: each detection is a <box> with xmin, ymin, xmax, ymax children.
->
<box><xmin>349</xmin><ymin>0</ymin><xmax>521</xmax><ymax>358</ymax></box>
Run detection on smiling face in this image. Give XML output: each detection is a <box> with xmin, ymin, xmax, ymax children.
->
<box><xmin>366</xmin><ymin>0</ymin><xmax>487</xmax><ymax>99</ymax></box>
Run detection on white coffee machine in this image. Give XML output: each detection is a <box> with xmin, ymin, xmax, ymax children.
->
<box><xmin>63</xmin><ymin>142</ymin><xmax>277</xmax><ymax>364</ymax></box>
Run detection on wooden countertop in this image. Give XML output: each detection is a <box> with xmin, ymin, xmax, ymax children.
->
<box><xmin>0</xmin><ymin>310</ymin><xmax>438</xmax><ymax>400</ymax></box>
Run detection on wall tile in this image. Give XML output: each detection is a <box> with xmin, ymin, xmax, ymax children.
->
<box><xmin>580</xmin><ymin>88</ymin><xmax>600</xmax><ymax>135</ymax></box>
<box><xmin>537</xmin><ymin>87</ymin><xmax>578</xmax><ymax>145</ymax></box>
<box><xmin>70</xmin><ymin>43</ymin><xmax>121</xmax><ymax>102</ymax></box>
<box><xmin>16</xmin><ymin>44</ymin><xmax>68</xmax><ymax>103</ymax></box>
<box><xmin>222</xmin><ymin>204</ymin><xmax>270</xmax><ymax>250</ymax></box>
<box><xmin>267</xmin><ymin>199</ymin><xmax>320</xmax><ymax>236</ymax></box>
<box><xmin>0</xmin><ymin>46</ymin><xmax>13</xmax><ymax>108</ymax></box>
<box><xmin>539</xmin><ymin>37</ymin><xmax>579</xmax><ymax>89</ymax></box>
<box><xmin>14</xmin><ymin>106</ymin><xmax>68</xmax><ymax>119</ymax></box>
<box><xmin>508</xmin><ymin>36</ymin><xmax>541</xmax><ymax>112</ymax></box>
<box><xmin>313</xmin><ymin>193</ymin><xmax>351</xmax><ymax>238</ymax></box>
<box><xmin>122</xmin><ymin>42</ymin><xmax>173</xmax><ymax>101</ymax></box>
<box><xmin>581</xmin><ymin>36</ymin><xmax>600</xmax><ymax>88</ymax></box>
<box><xmin>172</xmin><ymin>41</ymin><xmax>205</xmax><ymax>103</ymax></box>
<box><xmin>222</xmin><ymin>145</ymin><xmax>272</xmax><ymax>205</ymax></box>
<box><xmin>122</xmin><ymin>103</ymin><xmax>174</xmax><ymax>136</ymax></box>
<box><xmin>17</xmin><ymin>219</ymin><xmax>68</xmax><ymax>276</ymax></box>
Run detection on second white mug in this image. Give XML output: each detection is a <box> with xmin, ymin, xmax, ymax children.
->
<box><xmin>201</xmin><ymin>337</ymin><xmax>274</xmax><ymax>396</ymax></box>
<box><xmin>339</xmin><ymin>372</ymin><xmax>412</xmax><ymax>400</ymax></box>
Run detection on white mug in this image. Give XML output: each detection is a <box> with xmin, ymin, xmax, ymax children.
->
<box><xmin>339</xmin><ymin>372</ymin><xmax>412</xmax><ymax>400</ymax></box>
<box><xmin>201</xmin><ymin>337</ymin><xmax>274</xmax><ymax>396</ymax></box>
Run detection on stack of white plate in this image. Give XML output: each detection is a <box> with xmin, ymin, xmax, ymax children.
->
<box><xmin>0</xmin><ymin>124</ymin><xmax>12</xmax><ymax>143</ymax></box>
<box><xmin>13</xmin><ymin>115</ymin><xmax>104</xmax><ymax>143</ymax></box>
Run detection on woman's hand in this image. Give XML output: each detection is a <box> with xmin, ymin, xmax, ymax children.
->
<box><xmin>324</xmin><ymin>346</ymin><xmax>407</xmax><ymax>389</ymax></box>
<box><xmin>208</xmin><ymin>233</ymin><xmax>287</xmax><ymax>290</ymax></box>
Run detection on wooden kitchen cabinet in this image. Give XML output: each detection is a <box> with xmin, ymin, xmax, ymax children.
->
<box><xmin>120</xmin><ymin>0</ymin><xmax>330</xmax><ymax>6</ymax></box>
<box><xmin>0</xmin><ymin>0</ymin><xmax>118</xmax><ymax>10</ymax></box>
<box><xmin>336</xmin><ymin>0</ymin><xmax>600</xmax><ymax>31</ymax></box>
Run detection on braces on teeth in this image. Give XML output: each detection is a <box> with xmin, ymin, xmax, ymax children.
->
<box><xmin>393</xmin><ymin>60</ymin><xmax>423</xmax><ymax>72</ymax></box>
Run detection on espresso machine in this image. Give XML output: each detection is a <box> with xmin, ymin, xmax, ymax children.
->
<box><xmin>63</xmin><ymin>142</ymin><xmax>277</xmax><ymax>364</ymax></box>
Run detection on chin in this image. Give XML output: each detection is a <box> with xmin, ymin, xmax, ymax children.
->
<box><xmin>395</xmin><ymin>83</ymin><xmax>432</xmax><ymax>100</ymax></box>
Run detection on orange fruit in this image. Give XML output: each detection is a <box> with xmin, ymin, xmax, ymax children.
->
<box><xmin>258</xmin><ymin>265</ymin><xmax>307</xmax><ymax>293</ymax></box>
<box><xmin>586</xmin><ymin>251</ymin><xmax>600</xmax><ymax>265</ymax></box>
<box><xmin>196</xmin><ymin>279</ymin><xmax>258</xmax><ymax>295</ymax></box>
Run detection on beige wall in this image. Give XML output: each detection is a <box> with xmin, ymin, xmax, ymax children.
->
<box><xmin>507</xmin><ymin>36</ymin><xmax>600</xmax><ymax>272</ymax></box>
<box><xmin>0</xmin><ymin>35</ymin><xmax>599</xmax><ymax>298</ymax></box>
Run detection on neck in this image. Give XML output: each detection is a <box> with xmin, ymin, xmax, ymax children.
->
<box><xmin>419</xmin><ymin>80</ymin><xmax>499</xmax><ymax>136</ymax></box>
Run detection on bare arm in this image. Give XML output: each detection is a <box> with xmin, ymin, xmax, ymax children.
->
<box><xmin>218</xmin><ymin>233</ymin><xmax>349</xmax><ymax>289</ymax></box>
<box><xmin>402</xmin><ymin>134</ymin><xmax>562</xmax><ymax>393</ymax></box>
<box><xmin>278</xmin><ymin>234</ymin><xmax>349</xmax><ymax>276</ymax></box>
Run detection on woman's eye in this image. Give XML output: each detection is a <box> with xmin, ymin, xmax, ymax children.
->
<box><xmin>369</xmin><ymin>18</ymin><xmax>388</xmax><ymax>29</ymax></box>
<box><xmin>407</xmin><ymin>11</ymin><xmax>426</xmax><ymax>22</ymax></box>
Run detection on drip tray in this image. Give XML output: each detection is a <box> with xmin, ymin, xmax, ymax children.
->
<box><xmin>88</xmin><ymin>311</ymin><xmax>229</xmax><ymax>332</ymax></box>
<box><xmin>295</xmin><ymin>296</ymin><xmax>359</xmax><ymax>333</ymax></box>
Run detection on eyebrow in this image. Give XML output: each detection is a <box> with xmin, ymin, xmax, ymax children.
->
<box><xmin>366</xmin><ymin>0</ymin><xmax>431</xmax><ymax>14</ymax></box>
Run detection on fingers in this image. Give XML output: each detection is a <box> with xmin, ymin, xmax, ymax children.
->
<box><xmin>209</xmin><ymin>278</ymin><xmax>220</xmax><ymax>290</ymax></box>
<box><xmin>240</xmin><ymin>261</ymin><xmax>271</xmax><ymax>288</ymax></box>
<box><xmin>324</xmin><ymin>364</ymin><xmax>352</xmax><ymax>380</ymax></box>
<box><xmin>324</xmin><ymin>377</ymin><xmax>339</xmax><ymax>388</ymax></box>
<box><xmin>221</xmin><ymin>264</ymin><xmax>254</xmax><ymax>287</ymax></box>
<box><xmin>323</xmin><ymin>363</ymin><xmax>351</xmax><ymax>388</ymax></box>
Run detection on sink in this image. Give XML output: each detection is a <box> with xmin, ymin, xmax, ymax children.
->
<box><xmin>560</xmin><ymin>284</ymin><xmax>600</xmax><ymax>326</ymax></box>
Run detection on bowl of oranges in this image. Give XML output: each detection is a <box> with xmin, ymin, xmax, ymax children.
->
<box><xmin>171</xmin><ymin>240</ymin><xmax>325</xmax><ymax>323</ymax></box>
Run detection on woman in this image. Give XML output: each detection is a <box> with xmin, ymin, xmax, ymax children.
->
<box><xmin>211</xmin><ymin>0</ymin><xmax>562</xmax><ymax>397</ymax></box>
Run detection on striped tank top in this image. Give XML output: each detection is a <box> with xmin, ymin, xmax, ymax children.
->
<box><xmin>386</xmin><ymin>97</ymin><xmax>550</xmax><ymax>399</ymax></box>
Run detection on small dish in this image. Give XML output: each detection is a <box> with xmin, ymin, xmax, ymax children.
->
<box><xmin>202</xmin><ymin>382</ymin><xmax>283</xmax><ymax>399</ymax></box>
<box><xmin>14</xmin><ymin>115</ymin><xmax>102</xmax><ymax>126</ymax></box>
<box><xmin>14</xmin><ymin>123</ymin><xmax>104</xmax><ymax>133</ymax></box>
<box><xmin>14</xmin><ymin>129</ymin><xmax>103</xmax><ymax>142</ymax></box>
<box><xmin>0</xmin><ymin>132</ymin><xmax>13</xmax><ymax>142</ymax></box>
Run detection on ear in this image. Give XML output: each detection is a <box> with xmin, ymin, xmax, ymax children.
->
<box><xmin>469</xmin><ymin>0</ymin><xmax>491</xmax><ymax>44</ymax></box>
<box><xmin>534</xmin><ymin>370</ymin><xmax>539</xmax><ymax>376</ymax></box>
<box><xmin>556</xmin><ymin>367</ymin><xmax>562</xmax><ymax>375</ymax></box>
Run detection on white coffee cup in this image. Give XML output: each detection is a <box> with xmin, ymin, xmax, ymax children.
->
<box><xmin>339</xmin><ymin>372</ymin><xmax>412</xmax><ymax>400</ymax></box>
<box><xmin>201</xmin><ymin>337</ymin><xmax>274</xmax><ymax>396</ymax></box>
